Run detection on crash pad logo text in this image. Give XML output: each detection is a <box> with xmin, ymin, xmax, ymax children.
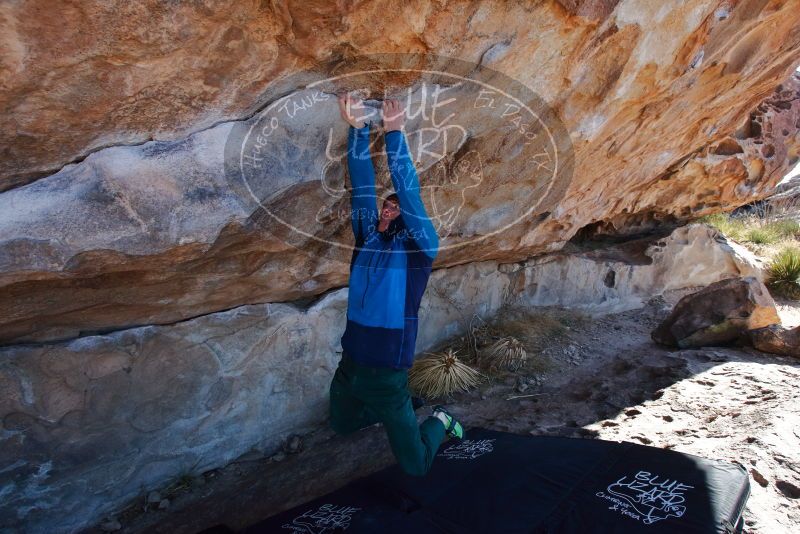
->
<box><xmin>281</xmin><ymin>503</ymin><xmax>361</xmax><ymax>533</ymax></box>
<box><xmin>439</xmin><ymin>438</ymin><xmax>496</xmax><ymax>460</ymax></box>
<box><xmin>596</xmin><ymin>470</ymin><xmax>694</xmax><ymax>525</ymax></box>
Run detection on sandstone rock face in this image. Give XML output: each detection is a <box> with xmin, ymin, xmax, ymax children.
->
<box><xmin>651</xmin><ymin>276</ymin><xmax>781</xmax><ymax>348</ymax></box>
<box><xmin>0</xmin><ymin>224</ymin><xmax>763</xmax><ymax>532</ymax></box>
<box><xmin>3</xmin><ymin>0</ymin><xmax>799</xmax><ymax>193</ymax></box>
<box><xmin>508</xmin><ymin>223</ymin><xmax>767</xmax><ymax>313</ymax></box>
<box><xmin>749</xmin><ymin>323</ymin><xmax>800</xmax><ymax>356</ymax></box>
<box><xmin>1</xmin><ymin>1</ymin><xmax>800</xmax><ymax>345</ymax></box>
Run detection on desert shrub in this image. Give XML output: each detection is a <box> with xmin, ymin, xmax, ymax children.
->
<box><xmin>765</xmin><ymin>246</ymin><xmax>800</xmax><ymax>300</ymax></box>
<box><xmin>745</xmin><ymin>226</ymin><xmax>780</xmax><ymax>245</ymax></box>
<box><xmin>408</xmin><ymin>348</ymin><xmax>483</xmax><ymax>399</ymax></box>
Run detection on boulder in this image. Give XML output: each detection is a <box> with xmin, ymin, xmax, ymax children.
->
<box><xmin>749</xmin><ymin>324</ymin><xmax>800</xmax><ymax>357</ymax></box>
<box><xmin>651</xmin><ymin>276</ymin><xmax>781</xmax><ymax>348</ymax></box>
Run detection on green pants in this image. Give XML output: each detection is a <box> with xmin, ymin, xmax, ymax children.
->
<box><xmin>328</xmin><ymin>353</ymin><xmax>447</xmax><ymax>476</ymax></box>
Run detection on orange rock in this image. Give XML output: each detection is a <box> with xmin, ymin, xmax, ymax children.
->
<box><xmin>749</xmin><ymin>324</ymin><xmax>800</xmax><ymax>357</ymax></box>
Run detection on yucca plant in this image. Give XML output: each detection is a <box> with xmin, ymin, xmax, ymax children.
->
<box><xmin>766</xmin><ymin>246</ymin><xmax>800</xmax><ymax>300</ymax></box>
<box><xmin>409</xmin><ymin>348</ymin><xmax>482</xmax><ymax>399</ymax></box>
<box><xmin>479</xmin><ymin>335</ymin><xmax>528</xmax><ymax>372</ymax></box>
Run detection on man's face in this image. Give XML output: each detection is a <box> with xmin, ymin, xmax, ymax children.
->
<box><xmin>380</xmin><ymin>199</ymin><xmax>400</xmax><ymax>223</ymax></box>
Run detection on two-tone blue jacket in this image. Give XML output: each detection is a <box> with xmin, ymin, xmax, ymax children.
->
<box><xmin>340</xmin><ymin>122</ymin><xmax>439</xmax><ymax>369</ymax></box>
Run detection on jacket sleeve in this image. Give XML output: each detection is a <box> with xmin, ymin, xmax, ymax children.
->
<box><xmin>347</xmin><ymin>123</ymin><xmax>378</xmax><ymax>247</ymax></box>
<box><xmin>385</xmin><ymin>130</ymin><xmax>439</xmax><ymax>259</ymax></box>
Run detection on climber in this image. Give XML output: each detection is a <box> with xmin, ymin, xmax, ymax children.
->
<box><xmin>328</xmin><ymin>93</ymin><xmax>465</xmax><ymax>477</ymax></box>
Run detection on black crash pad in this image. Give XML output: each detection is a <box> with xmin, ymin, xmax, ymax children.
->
<box><xmin>233</xmin><ymin>428</ymin><xmax>750</xmax><ymax>534</ymax></box>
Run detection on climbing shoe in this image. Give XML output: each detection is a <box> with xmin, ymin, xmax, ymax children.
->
<box><xmin>411</xmin><ymin>396</ymin><xmax>426</xmax><ymax>412</ymax></box>
<box><xmin>432</xmin><ymin>405</ymin><xmax>464</xmax><ymax>439</ymax></box>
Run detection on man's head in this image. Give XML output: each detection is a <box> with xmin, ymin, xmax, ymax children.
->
<box><xmin>380</xmin><ymin>193</ymin><xmax>400</xmax><ymax>224</ymax></box>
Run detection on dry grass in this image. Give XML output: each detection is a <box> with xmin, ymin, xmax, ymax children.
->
<box><xmin>695</xmin><ymin>193</ymin><xmax>800</xmax><ymax>303</ymax></box>
<box><xmin>437</xmin><ymin>305</ymin><xmax>586</xmax><ymax>380</ymax></box>
<box><xmin>423</xmin><ymin>276</ymin><xmax>594</xmax><ymax>393</ymax></box>
<box><xmin>696</xmin><ymin>196</ymin><xmax>800</xmax><ymax>270</ymax></box>
<box><xmin>749</xmin><ymin>194</ymin><xmax>800</xmax><ymax>227</ymax></box>
<box><xmin>479</xmin><ymin>336</ymin><xmax>527</xmax><ymax>372</ymax></box>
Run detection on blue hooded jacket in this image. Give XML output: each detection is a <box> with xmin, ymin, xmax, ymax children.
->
<box><xmin>340</xmin><ymin>122</ymin><xmax>439</xmax><ymax>369</ymax></box>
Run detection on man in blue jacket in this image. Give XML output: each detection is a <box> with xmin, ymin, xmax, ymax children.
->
<box><xmin>329</xmin><ymin>94</ymin><xmax>464</xmax><ymax>477</ymax></box>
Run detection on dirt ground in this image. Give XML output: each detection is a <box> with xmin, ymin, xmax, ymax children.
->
<box><xmin>88</xmin><ymin>288</ymin><xmax>800</xmax><ymax>534</ymax></box>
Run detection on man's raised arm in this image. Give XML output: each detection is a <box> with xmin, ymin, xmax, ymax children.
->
<box><xmin>383</xmin><ymin>100</ymin><xmax>439</xmax><ymax>259</ymax></box>
<box><xmin>347</xmin><ymin>123</ymin><xmax>379</xmax><ymax>246</ymax></box>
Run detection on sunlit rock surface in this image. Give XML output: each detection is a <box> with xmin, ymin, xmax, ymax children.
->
<box><xmin>749</xmin><ymin>323</ymin><xmax>800</xmax><ymax>356</ymax></box>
